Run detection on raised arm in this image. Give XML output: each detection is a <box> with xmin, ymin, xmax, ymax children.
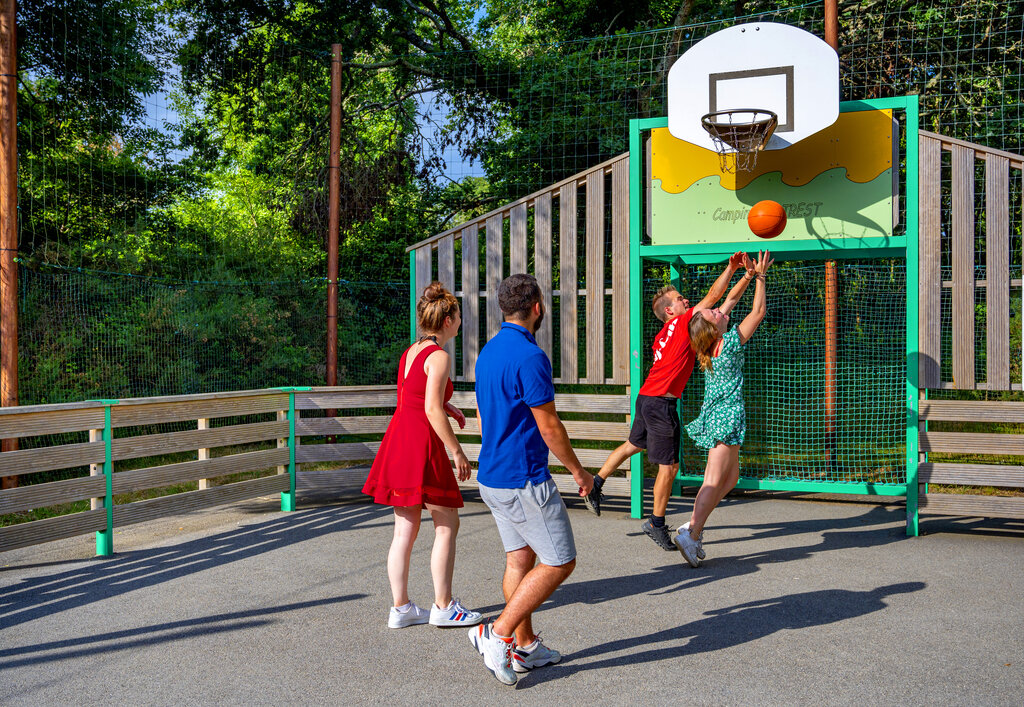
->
<box><xmin>720</xmin><ymin>253</ymin><xmax>756</xmax><ymax>315</ymax></box>
<box><xmin>423</xmin><ymin>350</ymin><xmax>472</xmax><ymax>481</ymax></box>
<box><xmin>531</xmin><ymin>401</ymin><xmax>594</xmax><ymax>496</ymax></box>
<box><xmin>737</xmin><ymin>250</ymin><xmax>774</xmax><ymax>344</ymax></box>
<box><xmin>695</xmin><ymin>251</ymin><xmax>745</xmax><ymax>311</ymax></box>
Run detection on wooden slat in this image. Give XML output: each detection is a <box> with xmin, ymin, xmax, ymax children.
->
<box><xmin>919</xmin><ymin>399</ymin><xmax>1024</xmax><ymax>423</ymax></box>
<box><xmin>296</xmin><ymin>441</ymin><xmax>382</xmax><ymax>463</ymax></box>
<box><xmin>0</xmin><ymin>508</ymin><xmax>107</xmax><ymax>553</ymax></box>
<box><xmin>113</xmin><ymin>474</ymin><xmax>289</xmax><ymax>528</ymax></box>
<box><xmin>437</xmin><ymin>233</ymin><xmax>456</xmax><ymax>375</ymax></box>
<box><xmin>918</xmin><ymin>134</ymin><xmax>942</xmax><ymax>389</ymax></box>
<box><xmin>110</xmin><ymin>421</ymin><xmax>288</xmax><ymax>462</ymax></box>
<box><xmin>0</xmin><ymin>440</ymin><xmax>105</xmax><ymax>477</ymax></box>
<box><xmin>534</xmin><ymin>193</ymin><xmax>553</xmax><ymax>359</ymax></box>
<box><xmin>294</xmin><ymin>390</ymin><xmax>396</xmax><ymax>410</ymax></box>
<box><xmin>510</xmin><ymin>203</ymin><xmax>528</xmax><ymax>274</ymax></box>
<box><xmin>111</xmin><ymin>393</ymin><xmax>288</xmax><ymax>428</ymax></box>
<box><xmin>985</xmin><ymin>154</ymin><xmax>1010</xmax><ymax>389</ymax></box>
<box><xmin>457</xmin><ymin>443</ymin><xmax>627</xmax><ymax>470</ymax></box>
<box><xmin>462</xmin><ymin>224</ymin><xmax>480</xmax><ymax>382</ymax></box>
<box><xmin>585</xmin><ymin>170</ymin><xmax>605</xmax><ymax>384</ymax></box>
<box><xmin>920</xmin><ymin>130</ymin><xmax>1024</xmax><ymax>168</ymax></box>
<box><xmin>559</xmin><ymin>183</ymin><xmax>578</xmax><ymax>383</ymax></box>
<box><xmin>919</xmin><ymin>431</ymin><xmax>1024</xmax><ymax>455</ymax></box>
<box><xmin>486</xmin><ymin>214</ymin><xmax>504</xmax><ymax>340</ymax></box>
<box><xmin>611</xmin><ymin>157</ymin><xmax>630</xmax><ymax>384</ymax></box>
<box><xmin>919</xmin><ymin>462</ymin><xmax>1024</xmax><ymax>487</ymax></box>
<box><xmin>0</xmin><ymin>407</ymin><xmax>106</xmax><ymax>438</ymax></box>
<box><xmin>448</xmin><ymin>390</ymin><xmax>629</xmax><ymax>414</ymax></box>
<box><xmin>296</xmin><ymin>416</ymin><xmax>391</xmax><ymax>436</ymax></box>
<box><xmin>919</xmin><ymin>492</ymin><xmax>1024</xmax><ymax>519</ymax></box>
<box><xmin>415</xmin><ymin>245</ymin><xmax>432</xmax><ymax>299</ymax></box>
<box><xmin>450</xmin><ymin>417</ymin><xmax>629</xmax><ymax>441</ymax></box>
<box><xmin>112</xmin><ymin>448</ymin><xmax>290</xmax><ymax>494</ymax></box>
<box><xmin>951</xmin><ymin>144</ymin><xmax>975</xmax><ymax>389</ymax></box>
<box><xmin>0</xmin><ymin>475</ymin><xmax>106</xmax><ymax>514</ymax></box>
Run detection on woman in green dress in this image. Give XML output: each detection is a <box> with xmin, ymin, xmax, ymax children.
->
<box><xmin>673</xmin><ymin>250</ymin><xmax>774</xmax><ymax>567</ymax></box>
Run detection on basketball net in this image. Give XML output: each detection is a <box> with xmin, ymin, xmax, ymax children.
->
<box><xmin>701</xmin><ymin>109</ymin><xmax>778</xmax><ymax>173</ymax></box>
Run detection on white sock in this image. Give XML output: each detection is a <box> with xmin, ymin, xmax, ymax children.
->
<box><xmin>520</xmin><ymin>639</ymin><xmax>539</xmax><ymax>653</ymax></box>
<box><xmin>395</xmin><ymin>601</ymin><xmax>413</xmax><ymax>613</ymax></box>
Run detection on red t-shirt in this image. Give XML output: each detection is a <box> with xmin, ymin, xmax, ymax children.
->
<box><xmin>637</xmin><ymin>310</ymin><xmax>696</xmax><ymax>398</ymax></box>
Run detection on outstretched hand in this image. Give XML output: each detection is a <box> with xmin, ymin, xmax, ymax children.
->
<box><xmin>742</xmin><ymin>252</ymin><xmax>755</xmax><ymax>276</ymax></box>
<box><xmin>728</xmin><ymin>251</ymin><xmax>746</xmax><ymax>270</ymax></box>
<box><xmin>754</xmin><ymin>250</ymin><xmax>775</xmax><ymax>276</ymax></box>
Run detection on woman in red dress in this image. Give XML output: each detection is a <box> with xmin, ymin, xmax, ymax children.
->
<box><xmin>363</xmin><ymin>282</ymin><xmax>482</xmax><ymax>629</ymax></box>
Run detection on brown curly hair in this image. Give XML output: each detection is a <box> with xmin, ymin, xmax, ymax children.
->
<box><xmin>689</xmin><ymin>312</ymin><xmax>722</xmax><ymax>372</ymax></box>
<box><xmin>417</xmin><ymin>282</ymin><xmax>459</xmax><ymax>333</ymax></box>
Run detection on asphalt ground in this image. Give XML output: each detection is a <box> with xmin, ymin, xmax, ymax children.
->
<box><xmin>2</xmin><ymin>480</ymin><xmax>1023</xmax><ymax>706</ymax></box>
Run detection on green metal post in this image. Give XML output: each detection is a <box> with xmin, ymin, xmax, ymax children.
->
<box><xmin>409</xmin><ymin>250</ymin><xmax>417</xmax><ymax>343</ymax></box>
<box><xmin>95</xmin><ymin>400</ymin><xmax>117</xmax><ymax>556</ymax></box>
<box><xmin>669</xmin><ymin>260</ymin><xmax>683</xmax><ymax>498</ymax></box>
<box><xmin>904</xmin><ymin>94</ymin><xmax>921</xmax><ymax>537</ymax></box>
<box><xmin>628</xmin><ymin>119</ymin><xmax>644</xmax><ymax>518</ymax></box>
<box><xmin>281</xmin><ymin>390</ymin><xmax>297</xmax><ymax>512</ymax></box>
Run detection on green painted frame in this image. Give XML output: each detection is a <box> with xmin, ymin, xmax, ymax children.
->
<box><xmin>629</xmin><ymin>96</ymin><xmax>921</xmax><ymax>535</ymax></box>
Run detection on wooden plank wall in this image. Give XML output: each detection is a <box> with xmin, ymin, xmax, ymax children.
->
<box><xmin>918</xmin><ymin>132</ymin><xmax>1024</xmax><ymax>391</ymax></box>
<box><xmin>407</xmin><ymin>153</ymin><xmax>630</xmax><ymax>384</ymax></box>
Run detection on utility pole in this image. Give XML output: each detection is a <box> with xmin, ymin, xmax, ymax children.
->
<box><xmin>1</xmin><ymin>0</ymin><xmax>18</xmax><ymax>490</ymax></box>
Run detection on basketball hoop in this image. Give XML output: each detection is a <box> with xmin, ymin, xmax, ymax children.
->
<box><xmin>701</xmin><ymin>109</ymin><xmax>778</xmax><ymax>173</ymax></box>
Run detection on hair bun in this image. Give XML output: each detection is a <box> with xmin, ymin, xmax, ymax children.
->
<box><xmin>423</xmin><ymin>281</ymin><xmax>447</xmax><ymax>301</ymax></box>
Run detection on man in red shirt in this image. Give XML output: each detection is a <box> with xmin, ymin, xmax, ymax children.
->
<box><xmin>584</xmin><ymin>252</ymin><xmax>752</xmax><ymax>550</ymax></box>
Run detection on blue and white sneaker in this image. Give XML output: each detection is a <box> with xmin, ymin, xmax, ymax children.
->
<box><xmin>388</xmin><ymin>602</ymin><xmax>430</xmax><ymax>629</ymax></box>
<box><xmin>512</xmin><ymin>635</ymin><xmax>561</xmax><ymax>673</ymax></box>
<box><xmin>429</xmin><ymin>598</ymin><xmax>483</xmax><ymax>627</ymax></box>
<box><xmin>469</xmin><ymin>621</ymin><xmax>517</xmax><ymax>685</ymax></box>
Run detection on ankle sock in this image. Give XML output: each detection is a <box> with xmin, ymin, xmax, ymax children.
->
<box><xmin>395</xmin><ymin>602</ymin><xmax>413</xmax><ymax>613</ymax></box>
<box><xmin>650</xmin><ymin>514</ymin><xmax>665</xmax><ymax>528</ymax></box>
<box><xmin>593</xmin><ymin>475</ymin><xmax>605</xmax><ymax>490</ymax></box>
<box><xmin>519</xmin><ymin>639</ymin><xmax>539</xmax><ymax>653</ymax></box>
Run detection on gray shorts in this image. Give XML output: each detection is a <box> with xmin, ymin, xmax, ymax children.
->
<box><xmin>479</xmin><ymin>478</ymin><xmax>577</xmax><ymax>567</ymax></box>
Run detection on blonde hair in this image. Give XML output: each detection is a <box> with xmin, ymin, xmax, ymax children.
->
<box><xmin>417</xmin><ymin>282</ymin><xmax>459</xmax><ymax>333</ymax></box>
<box><xmin>651</xmin><ymin>286</ymin><xmax>677</xmax><ymax>323</ymax></box>
<box><xmin>689</xmin><ymin>313</ymin><xmax>721</xmax><ymax>372</ymax></box>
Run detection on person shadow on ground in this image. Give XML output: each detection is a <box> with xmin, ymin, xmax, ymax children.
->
<box><xmin>519</xmin><ymin>581</ymin><xmax>925</xmax><ymax>687</ymax></box>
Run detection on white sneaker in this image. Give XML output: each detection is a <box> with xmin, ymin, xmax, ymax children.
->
<box><xmin>680</xmin><ymin>522</ymin><xmax>706</xmax><ymax>560</ymax></box>
<box><xmin>430</xmin><ymin>598</ymin><xmax>483</xmax><ymax>627</ymax></box>
<box><xmin>673</xmin><ymin>528</ymin><xmax>703</xmax><ymax>568</ymax></box>
<box><xmin>512</xmin><ymin>635</ymin><xmax>561</xmax><ymax>673</ymax></box>
<box><xmin>388</xmin><ymin>602</ymin><xmax>429</xmax><ymax>629</ymax></box>
<box><xmin>468</xmin><ymin>622</ymin><xmax>517</xmax><ymax>685</ymax></box>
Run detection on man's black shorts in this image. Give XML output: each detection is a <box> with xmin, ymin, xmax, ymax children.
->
<box><xmin>628</xmin><ymin>394</ymin><xmax>680</xmax><ymax>465</ymax></box>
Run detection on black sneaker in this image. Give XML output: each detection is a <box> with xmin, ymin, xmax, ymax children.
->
<box><xmin>582</xmin><ymin>485</ymin><xmax>604</xmax><ymax>516</ymax></box>
<box><xmin>641</xmin><ymin>518</ymin><xmax>675</xmax><ymax>551</ymax></box>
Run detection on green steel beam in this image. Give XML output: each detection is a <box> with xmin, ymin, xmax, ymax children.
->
<box><xmin>629</xmin><ymin>118</ymin><xmax>645</xmax><ymax>518</ymax></box>
<box><xmin>640</xmin><ymin>239</ymin><xmax>906</xmax><ymax>263</ymax></box>
<box><xmin>409</xmin><ymin>250</ymin><xmax>417</xmax><ymax>344</ymax></box>
<box><xmin>676</xmin><ymin>475</ymin><xmax>908</xmax><ymax>496</ymax></box>
<box><xmin>904</xmin><ymin>94</ymin><xmax>921</xmax><ymax>537</ymax></box>
<box><xmin>281</xmin><ymin>390</ymin><xmax>297</xmax><ymax>512</ymax></box>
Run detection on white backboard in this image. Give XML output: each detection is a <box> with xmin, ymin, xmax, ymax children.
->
<box><xmin>667</xmin><ymin>23</ymin><xmax>839</xmax><ymax>151</ymax></box>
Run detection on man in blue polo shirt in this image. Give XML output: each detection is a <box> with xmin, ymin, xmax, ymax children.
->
<box><xmin>467</xmin><ymin>273</ymin><xmax>594</xmax><ymax>686</ymax></box>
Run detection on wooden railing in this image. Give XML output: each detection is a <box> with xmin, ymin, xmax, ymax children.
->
<box><xmin>0</xmin><ymin>386</ymin><xmax>630</xmax><ymax>555</ymax></box>
<box><xmin>918</xmin><ymin>131</ymin><xmax>1024</xmax><ymax>391</ymax></box>
<box><xmin>406</xmin><ymin>153</ymin><xmax>631</xmax><ymax>385</ymax></box>
<box><xmin>918</xmin><ymin>399</ymin><xmax>1024</xmax><ymax>519</ymax></box>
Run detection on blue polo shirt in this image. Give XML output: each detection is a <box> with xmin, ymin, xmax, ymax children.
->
<box><xmin>474</xmin><ymin>322</ymin><xmax>555</xmax><ymax>488</ymax></box>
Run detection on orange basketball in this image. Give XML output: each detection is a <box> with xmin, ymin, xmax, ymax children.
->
<box><xmin>747</xmin><ymin>200</ymin><xmax>787</xmax><ymax>238</ymax></box>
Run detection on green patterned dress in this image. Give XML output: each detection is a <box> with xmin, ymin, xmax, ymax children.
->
<box><xmin>686</xmin><ymin>326</ymin><xmax>746</xmax><ymax>449</ymax></box>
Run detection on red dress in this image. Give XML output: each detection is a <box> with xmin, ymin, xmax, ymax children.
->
<box><xmin>362</xmin><ymin>343</ymin><xmax>464</xmax><ymax>508</ymax></box>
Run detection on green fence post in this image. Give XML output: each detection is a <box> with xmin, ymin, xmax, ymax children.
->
<box><xmin>409</xmin><ymin>250</ymin><xmax>417</xmax><ymax>343</ymax></box>
<box><xmin>904</xmin><ymin>94</ymin><xmax>921</xmax><ymax>537</ymax></box>
<box><xmin>95</xmin><ymin>399</ymin><xmax>118</xmax><ymax>557</ymax></box>
<box><xmin>281</xmin><ymin>389</ymin><xmax>298</xmax><ymax>512</ymax></box>
<box><xmin>628</xmin><ymin>119</ymin><xmax>644</xmax><ymax>518</ymax></box>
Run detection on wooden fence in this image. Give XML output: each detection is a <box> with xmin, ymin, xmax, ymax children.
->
<box><xmin>0</xmin><ymin>386</ymin><xmax>630</xmax><ymax>554</ymax></box>
<box><xmin>917</xmin><ymin>132</ymin><xmax>1024</xmax><ymax>520</ymax></box>
<box><xmin>406</xmin><ymin>153</ymin><xmax>631</xmax><ymax>385</ymax></box>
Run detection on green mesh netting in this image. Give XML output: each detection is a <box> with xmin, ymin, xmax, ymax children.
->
<box><xmin>644</xmin><ymin>261</ymin><xmax>906</xmax><ymax>485</ymax></box>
